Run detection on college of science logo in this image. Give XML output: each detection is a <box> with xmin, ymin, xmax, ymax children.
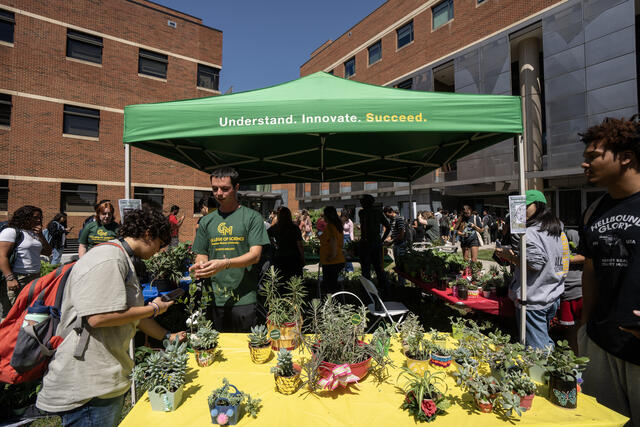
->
<box><xmin>96</xmin><ymin>229</ymin><xmax>108</xmax><ymax>237</ymax></box>
<box><xmin>217</xmin><ymin>222</ymin><xmax>233</xmax><ymax>236</ymax></box>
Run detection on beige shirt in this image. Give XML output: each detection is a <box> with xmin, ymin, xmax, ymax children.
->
<box><xmin>36</xmin><ymin>240</ymin><xmax>142</xmax><ymax>412</ymax></box>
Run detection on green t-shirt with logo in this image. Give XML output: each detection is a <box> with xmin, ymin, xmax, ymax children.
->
<box><xmin>79</xmin><ymin>221</ymin><xmax>120</xmax><ymax>250</ymax></box>
<box><xmin>192</xmin><ymin>206</ymin><xmax>270</xmax><ymax>307</ymax></box>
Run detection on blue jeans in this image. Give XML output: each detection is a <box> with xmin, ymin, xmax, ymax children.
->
<box><xmin>516</xmin><ymin>299</ymin><xmax>560</xmax><ymax>350</ymax></box>
<box><xmin>60</xmin><ymin>393</ymin><xmax>125</xmax><ymax>427</ymax></box>
<box><xmin>51</xmin><ymin>247</ymin><xmax>63</xmax><ymax>265</ymax></box>
<box><xmin>343</xmin><ymin>235</ymin><xmax>354</xmax><ymax>272</ymax></box>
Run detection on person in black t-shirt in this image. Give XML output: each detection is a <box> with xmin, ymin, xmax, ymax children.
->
<box><xmin>267</xmin><ymin>207</ymin><xmax>304</xmax><ymax>282</ymax></box>
<box><xmin>359</xmin><ymin>195</ymin><xmax>390</xmax><ymax>297</ymax></box>
<box><xmin>456</xmin><ymin>205</ymin><xmax>484</xmax><ymax>262</ymax></box>
<box><xmin>578</xmin><ymin>116</ymin><xmax>640</xmax><ymax>424</ymax></box>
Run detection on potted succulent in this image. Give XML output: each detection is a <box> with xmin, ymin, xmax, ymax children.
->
<box><xmin>452</xmin><ymin>345</ymin><xmax>478</xmax><ymax>368</ymax></box>
<box><xmin>428</xmin><ymin>328</ymin><xmax>447</xmax><ymax>346</ymax></box>
<box><xmin>452</xmin><ymin>278</ymin><xmax>469</xmax><ymax>300</ymax></box>
<box><xmin>448</xmin><ymin>316</ymin><xmax>470</xmax><ymax>340</ymax></box>
<box><xmin>260</xmin><ymin>267</ymin><xmax>307</xmax><ymax>351</ymax></box>
<box><xmin>404</xmin><ymin>332</ymin><xmax>432</xmax><ymax>375</ymax></box>
<box><xmin>429</xmin><ymin>345</ymin><xmax>452</xmax><ymax>368</ymax></box>
<box><xmin>504</xmin><ymin>371</ymin><xmax>537</xmax><ymax>412</ymax></box>
<box><xmin>131</xmin><ymin>338</ymin><xmax>189</xmax><ymax>412</ymax></box>
<box><xmin>398</xmin><ymin>368</ymin><xmax>451</xmax><ymax>423</ymax></box>
<box><xmin>144</xmin><ymin>242</ymin><xmax>194</xmax><ymax>291</ymax></box>
<box><xmin>247</xmin><ymin>324</ymin><xmax>272</xmax><ymax>364</ymax></box>
<box><xmin>467</xmin><ymin>283</ymin><xmax>480</xmax><ymax>299</ymax></box>
<box><xmin>208</xmin><ymin>378</ymin><xmax>261</xmax><ymax>425</ymax></box>
<box><xmin>454</xmin><ymin>365</ymin><xmax>503</xmax><ymax>413</ymax></box>
<box><xmin>399</xmin><ymin>313</ymin><xmax>424</xmax><ymax>353</ymax></box>
<box><xmin>271</xmin><ymin>349</ymin><xmax>301</xmax><ymax>395</ymax></box>
<box><xmin>303</xmin><ymin>296</ymin><xmax>389</xmax><ymax>391</ymax></box>
<box><xmin>482</xmin><ymin>281</ymin><xmax>492</xmax><ymax>298</ymax></box>
<box><xmin>546</xmin><ymin>340</ymin><xmax>589</xmax><ymax>409</ymax></box>
<box><xmin>191</xmin><ymin>319</ymin><xmax>220</xmax><ymax>367</ymax></box>
<box><xmin>371</xmin><ymin>324</ymin><xmax>394</xmax><ymax>357</ymax></box>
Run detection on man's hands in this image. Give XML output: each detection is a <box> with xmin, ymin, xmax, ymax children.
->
<box><xmin>6</xmin><ymin>278</ymin><xmax>19</xmax><ymax>291</ymax></box>
<box><xmin>151</xmin><ymin>296</ymin><xmax>174</xmax><ymax>316</ymax></box>
<box><xmin>620</xmin><ymin>310</ymin><xmax>640</xmax><ymax>340</ymax></box>
<box><xmin>189</xmin><ymin>258</ymin><xmax>229</xmax><ymax>279</ymax></box>
<box><xmin>169</xmin><ymin>331</ymin><xmax>188</xmax><ymax>342</ymax></box>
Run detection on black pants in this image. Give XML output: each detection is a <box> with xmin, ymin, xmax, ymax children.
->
<box><xmin>359</xmin><ymin>241</ymin><xmax>389</xmax><ymax>296</ymax></box>
<box><xmin>322</xmin><ymin>263</ymin><xmax>345</xmax><ymax>296</ymax></box>
<box><xmin>210</xmin><ymin>304</ymin><xmax>256</xmax><ymax>333</ymax></box>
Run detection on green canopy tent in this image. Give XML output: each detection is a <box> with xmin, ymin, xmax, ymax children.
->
<box><xmin>123</xmin><ymin>71</ymin><xmax>529</xmax><ymax>344</ymax></box>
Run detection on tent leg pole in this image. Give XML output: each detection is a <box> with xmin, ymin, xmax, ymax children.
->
<box><xmin>517</xmin><ymin>134</ymin><xmax>527</xmax><ymax>346</ymax></box>
<box><xmin>124</xmin><ymin>143</ymin><xmax>135</xmax><ymax>403</ymax></box>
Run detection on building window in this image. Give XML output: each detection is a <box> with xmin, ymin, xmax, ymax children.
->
<box><xmin>194</xmin><ymin>190</ymin><xmax>215</xmax><ymax>214</ymax></box>
<box><xmin>395</xmin><ymin>78</ymin><xmax>412</xmax><ymax>90</ymax></box>
<box><xmin>66</xmin><ymin>29</ymin><xmax>102</xmax><ymax>64</ymax></box>
<box><xmin>0</xmin><ymin>9</ymin><xmax>14</xmax><ymax>44</ymax></box>
<box><xmin>433</xmin><ymin>0</ymin><xmax>454</xmax><ymax>30</ymax></box>
<box><xmin>138</xmin><ymin>49</ymin><xmax>168</xmax><ymax>79</ymax></box>
<box><xmin>134</xmin><ymin>187</ymin><xmax>164</xmax><ymax>209</ymax></box>
<box><xmin>344</xmin><ymin>57</ymin><xmax>355</xmax><ymax>78</ymax></box>
<box><xmin>197</xmin><ymin>64</ymin><xmax>220</xmax><ymax>91</ymax></box>
<box><xmin>63</xmin><ymin>105</ymin><xmax>99</xmax><ymax>137</ymax></box>
<box><xmin>368</xmin><ymin>40</ymin><xmax>381</xmax><ymax>65</ymax></box>
<box><xmin>0</xmin><ymin>179</ymin><xmax>8</xmax><ymax>211</ymax></box>
<box><xmin>0</xmin><ymin>93</ymin><xmax>11</xmax><ymax>127</ymax></box>
<box><xmin>60</xmin><ymin>183</ymin><xmax>97</xmax><ymax>213</ymax></box>
<box><xmin>396</xmin><ymin>21</ymin><xmax>413</xmax><ymax>49</ymax></box>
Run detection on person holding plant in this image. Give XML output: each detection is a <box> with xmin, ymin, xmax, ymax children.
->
<box><xmin>318</xmin><ymin>206</ymin><xmax>345</xmax><ymax>296</ymax></box>
<box><xmin>190</xmin><ymin>167</ymin><xmax>270</xmax><ymax>332</ymax></box>
<box><xmin>267</xmin><ymin>207</ymin><xmax>305</xmax><ymax>282</ymax></box>
<box><xmin>36</xmin><ymin>207</ymin><xmax>187</xmax><ymax>426</ymax></box>
<box><xmin>78</xmin><ymin>201</ymin><xmax>119</xmax><ymax>257</ymax></box>
<box><xmin>577</xmin><ymin>116</ymin><xmax>640</xmax><ymax>425</ymax></box>
<box><xmin>0</xmin><ymin>205</ymin><xmax>52</xmax><ymax>319</ymax></box>
<box><xmin>495</xmin><ymin>190</ymin><xmax>569</xmax><ymax>350</ymax></box>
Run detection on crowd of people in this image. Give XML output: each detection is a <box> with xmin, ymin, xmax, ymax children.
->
<box><xmin>0</xmin><ymin>116</ymin><xmax>638</xmax><ymax>425</ymax></box>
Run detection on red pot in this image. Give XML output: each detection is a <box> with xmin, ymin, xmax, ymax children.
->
<box><xmin>519</xmin><ymin>393</ymin><xmax>535</xmax><ymax>411</ymax></box>
<box><xmin>319</xmin><ymin>356</ymin><xmax>372</xmax><ymax>380</ymax></box>
<box><xmin>476</xmin><ymin>399</ymin><xmax>493</xmax><ymax>413</ymax></box>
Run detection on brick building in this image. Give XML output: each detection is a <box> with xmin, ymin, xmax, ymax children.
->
<box><xmin>298</xmin><ymin>0</ymin><xmax>638</xmax><ymax>228</ymax></box>
<box><xmin>0</xmin><ymin>0</ymin><xmax>226</xmax><ymax>242</ymax></box>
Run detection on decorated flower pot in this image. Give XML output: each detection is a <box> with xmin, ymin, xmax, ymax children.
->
<box><xmin>274</xmin><ymin>364</ymin><xmax>301</xmax><ymax>395</ymax></box>
<box><xmin>195</xmin><ymin>347</ymin><xmax>217</xmax><ymax>367</ymax></box>
<box><xmin>267</xmin><ymin>319</ymin><xmax>301</xmax><ymax>351</ymax></box>
<box><xmin>457</xmin><ymin>286</ymin><xmax>469</xmax><ymax>300</ymax></box>
<box><xmin>209</xmin><ymin>384</ymin><xmax>242</xmax><ymax>425</ymax></box>
<box><xmin>148</xmin><ymin>385</ymin><xmax>184</xmax><ymax>412</ymax></box>
<box><xmin>475</xmin><ymin>398</ymin><xmax>493</xmax><ymax>413</ymax></box>
<box><xmin>430</xmin><ymin>353</ymin><xmax>452</xmax><ymax>368</ymax></box>
<box><xmin>468</xmin><ymin>288</ymin><xmax>480</xmax><ymax>299</ymax></box>
<box><xmin>519</xmin><ymin>393</ymin><xmax>535</xmax><ymax>411</ymax></box>
<box><xmin>451</xmin><ymin>325</ymin><xmax>464</xmax><ymax>340</ymax></box>
<box><xmin>406</xmin><ymin>354</ymin><xmax>430</xmax><ymax>375</ymax></box>
<box><xmin>549</xmin><ymin>375</ymin><xmax>577</xmax><ymax>409</ymax></box>
<box><xmin>248</xmin><ymin>343</ymin><xmax>272</xmax><ymax>364</ymax></box>
<box><xmin>319</xmin><ymin>356</ymin><xmax>372</xmax><ymax>381</ymax></box>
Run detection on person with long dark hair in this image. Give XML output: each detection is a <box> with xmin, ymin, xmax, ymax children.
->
<box><xmin>0</xmin><ymin>205</ymin><xmax>52</xmax><ymax>319</ymax></box>
<box><xmin>456</xmin><ymin>205</ymin><xmax>484</xmax><ymax>262</ymax></box>
<box><xmin>267</xmin><ymin>207</ymin><xmax>305</xmax><ymax>282</ymax></box>
<box><xmin>318</xmin><ymin>206</ymin><xmax>345</xmax><ymax>295</ymax></box>
<box><xmin>495</xmin><ymin>190</ymin><xmax>570</xmax><ymax>350</ymax></box>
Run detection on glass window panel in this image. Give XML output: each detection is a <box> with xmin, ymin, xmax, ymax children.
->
<box><xmin>67</xmin><ymin>39</ymin><xmax>102</xmax><ymax>63</ymax></box>
<box><xmin>344</xmin><ymin>57</ymin><xmax>355</xmax><ymax>78</ymax></box>
<box><xmin>0</xmin><ymin>179</ymin><xmax>7</xmax><ymax>211</ymax></box>
<box><xmin>138</xmin><ymin>49</ymin><xmax>168</xmax><ymax>79</ymax></box>
<box><xmin>0</xmin><ymin>93</ymin><xmax>10</xmax><ymax>126</ymax></box>
<box><xmin>60</xmin><ymin>183</ymin><xmax>97</xmax><ymax>213</ymax></box>
<box><xmin>197</xmin><ymin>64</ymin><xmax>220</xmax><ymax>90</ymax></box>
<box><xmin>0</xmin><ymin>9</ymin><xmax>14</xmax><ymax>43</ymax></box>
<box><xmin>397</xmin><ymin>22</ymin><xmax>413</xmax><ymax>48</ymax></box>
<box><xmin>63</xmin><ymin>105</ymin><xmax>100</xmax><ymax>137</ymax></box>
<box><xmin>368</xmin><ymin>41</ymin><xmax>381</xmax><ymax>65</ymax></box>
<box><xmin>433</xmin><ymin>0</ymin><xmax>453</xmax><ymax>29</ymax></box>
<box><xmin>134</xmin><ymin>187</ymin><xmax>164</xmax><ymax>209</ymax></box>
<box><xmin>194</xmin><ymin>190</ymin><xmax>214</xmax><ymax>214</ymax></box>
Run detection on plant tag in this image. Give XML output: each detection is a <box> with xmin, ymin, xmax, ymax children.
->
<box><xmin>270</xmin><ymin>329</ymin><xmax>281</xmax><ymax>340</ymax></box>
<box><xmin>351</xmin><ymin>314</ymin><xmax>362</xmax><ymax>325</ymax></box>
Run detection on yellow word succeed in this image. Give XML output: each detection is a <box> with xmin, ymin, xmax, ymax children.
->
<box><xmin>365</xmin><ymin>112</ymin><xmax>427</xmax><ymax>123</ymax></box>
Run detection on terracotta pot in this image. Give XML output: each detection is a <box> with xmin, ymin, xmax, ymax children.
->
<box><xmin>248</xmin><ymin>343</ymin><xmax>271</xmax><ymax>364</ymax></box>
<box><xmin>482</xmin><ymin>290</ymin><xmax>491</xmax><ymax>298</ymax></box>
<box><xmin>430</xmin><ymin>353</ymin><xmax>452</xmax><ymax>368</ymax></box>
<box><xmin>549</xmin><ymin>375</ymin><xmax>577</xmax><ymax>409</ymax></box>
<box><xmin>475</xmin><ymin>398</ymin><xmax>493</xmax><ymax>413</ymax></box>
<box><xmin>274</xmin><ymin>365</ymin><xmax>301</xmax><ymax>395</ymax></box>
<box><xmin>194</xmin><ymin>347</ymin><xmax>217</xmax><ymax>367</ymax></box>
<box><xmin>518</xmin><ymin>393</ymin><xmax>535</xmax><ymax>411</ymax></box>
<box><xmin>267</xmin><ymin>318</ymin><xmax>301</xmax><ymax>351</ymax></box>
<box><xmin>405</xmin><ymin>354</ymin><xmax>430</xmax><ymax>375</ymax></box>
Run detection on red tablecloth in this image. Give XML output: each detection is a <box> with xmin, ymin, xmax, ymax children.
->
<box><xmin>396</xmin><ymin>270</ymin><xmax>515</xmax><ymax>317</ymax></box>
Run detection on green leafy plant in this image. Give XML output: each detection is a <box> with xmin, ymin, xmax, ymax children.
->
<box><xmin>145</xmin><ymin>242</ymin><xmax>194</xmax><ymax>284</ymax></box>
<box><xmin>504</xmin><ymin>371</ymin><xmax>536</xmax><ymax>398</ymax></box>
<box><xmin>181</xmin><ymin>278</ymin><xmax>212</xmax><ymax>335</ymax></box>
<box><xmin>405</xmin><ymin>332</ymin><xmax>432</xmax><ymax>361</ymax></box>
<box><xmin>260</xmin><ymin>267</ymin><xmax>307</xmax><ymax>327</ymax></box>
<box><xmin>431</xmin><ymin>344</ymin><xmax>451</xmax><ymax>357</ymax></box>
<box><xmin>398</xmin><ymin>368</ymin><xmax>451</xmax><ymax>422</ymax></box>
<box><xmin>208</xmin><ymin>378</ymin><xmax>261</xmax><ymax>418</ymax></box>
<box><xmin>190</xmin><ymin>319</ymin><xmax>219</xmax><ymax>350</ymax></box>
<box><xmin>270</xmin><ymin>349</ymin><xmax>297</xmax><ymax>377</ymax></box>
<box><xmin>248</xmin><ymin>324</ymin><xmax>270</xmax><ymax>348</ymax></box>
<box><xmin>428</xmin><ymin>328</ymin><xmax>447</xmax><ymax>342</ymax></box>
<box><xmin>400</xmin><ymin>313</ymin><xmax>424</xmax><ymax>344</ymax></box>
<box><xmin>546</xmin><ymin>340</ymin><xmax>589</xmax><ymax>382</ymax></box>
<box><xmin>40</xmin><ymin>260</ymin><xmax>58</xmax><ymax>276</ymax></box>
<box><xmin>371</xmin><ymin>323</ymin><xmax>394</xmax><ymax>356</ymax></box>
<box><xmin>131</xmin><ymin>338</ymin><xmax>189</xmax><ymax>393</ymax></box>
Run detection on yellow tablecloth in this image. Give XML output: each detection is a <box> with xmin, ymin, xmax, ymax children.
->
<box><xmin>120</xmin><ymin>334</ymin><xmax>628</xmax><ymax>426</ymax></box>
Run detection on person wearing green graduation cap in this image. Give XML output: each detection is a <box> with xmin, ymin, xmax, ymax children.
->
<box><xmin>495</xmin><ymin>189</ymin><xmax>570</xmax><ymax>350</ymax></box>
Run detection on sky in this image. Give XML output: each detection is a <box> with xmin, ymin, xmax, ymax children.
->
<box><xmin>153</xmin><ymin>0</ymin><xmax>386</xmax><ymax>94</ymax></box>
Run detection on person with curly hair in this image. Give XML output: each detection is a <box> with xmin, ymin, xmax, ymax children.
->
<box><xmin>78</xmin><ymin>201</ymin><xmax>119</xmax><ymax>257</ymax></box>
<box><xmin>36</xmin><ymin>207</ymin><xmax>186</xmax><ymax>426</ymax></box>
<box><xmin>0</xmin><ymin>205</ymin><xmax>52</xmax><ymax>319</ymax></box>
<box><xmin>576</xmin><ymin>116</ymin><xmax>640</xmax><ymax>425</ymax></box>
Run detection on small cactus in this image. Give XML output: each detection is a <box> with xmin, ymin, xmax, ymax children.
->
<box><xmin>270</xmin><ymin>348</ymin><xmax>296</xmax><ymax>377</ymax></box>
<box><xmin>248</xmin><ymin>324</ymin><xmax>270</xmax><ymax>348</ymax></box>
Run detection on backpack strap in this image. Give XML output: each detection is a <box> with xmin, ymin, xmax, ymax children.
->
<box><xmin>583</xmin><ymin>195</ymin><xmax>606</xmax><ymax>226</ymax></box>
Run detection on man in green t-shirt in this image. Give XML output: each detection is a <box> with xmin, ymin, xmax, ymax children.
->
<box><xmin>191</xmin><ymin>167</ymin><xmax>270</xmax><ymax>332</ymax></box>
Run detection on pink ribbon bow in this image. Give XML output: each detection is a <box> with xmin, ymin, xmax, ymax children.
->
<box><xmin>317</xmin><ymin>364</ymin><xmax>360</xmax><ymax>390</ymax></box>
